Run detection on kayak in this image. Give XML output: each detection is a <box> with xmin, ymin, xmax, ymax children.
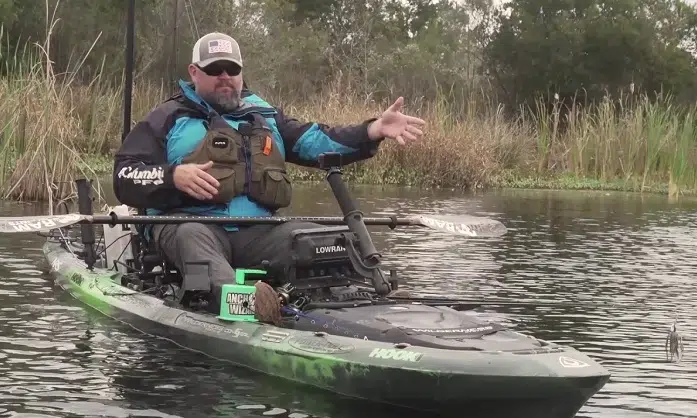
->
<box><xmin>42</xmin><ymin>235</ymin><xmax>610</xmax><ymax>417</ymax></box>
<box><xmin>1</xmin><ymin>156</ymin><xmax>610</xmax><ymax>417</ymax></box>
<box><xmin>41</xmin><ymin>224</ymin><xmax>611</xmax><ymax>418</ymax></box>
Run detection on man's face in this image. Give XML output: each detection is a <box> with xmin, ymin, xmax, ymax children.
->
<box><xmin>189</xmin><ymin>61</ymin><xmax>244</xmax><ymax>112</ymax></box>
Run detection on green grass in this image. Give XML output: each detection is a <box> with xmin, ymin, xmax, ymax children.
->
<box><xmin>79</xmin><ymin>154</ymin><xmax>114</xmax><ymax>176</ymax></box>
<box><xmin>489</xmin><ymin>169</ymin><xmax>678</xmax><ymax>195</ymax></box>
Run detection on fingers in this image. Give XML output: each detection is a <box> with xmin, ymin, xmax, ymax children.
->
<box><xmin>181</xmin><ymin>173</ymin><xmax>215</xmax><ymax>199</ymax></box>
<box><xmin>388</xmin><ymin>96</ymin><xmax>404</xmax><ymax>112</ymax></box>
<box><xmin>173</xmin><ymin>162</ymin><xmax>221</xmax><ymax>200</ymax></box>
<box><xmin>402</xmin><ymin>131</ymin><xmax>419</xmax><ymax>142</ymax></box>
<box><xmin>392</xmin><ymin>124</ymin><xmax>423</xmax><ymax>146</ymax></box>
<box><xmin>405</xmin><ymin>124</ymin><xmax>423</xmax><ymax>137</ymax></box>
<box><xmin>191</xmin><ymin>173</ymin><xmax>219</xmax><ymax>198</ymax></box>
<box><xmin>194</xmin><ymin>161</ymin><xmax>220</xmax><ymax>190</ymax></box>
<box><xmin>406</xmin><ymin>115</ymin><xmax>426</xmax><ymax>126</ymax></box>
<box><xmin>197</xmin><ymin>160</ymin><xmax>215</xmax><ymax>170</ymax></box>
<box><xmin>182</xmin><ymin>175</ymin><xmax>216</xmax><ymax>200</ymax></box>
<box><xmin>196</xmin><ymin>168</ymin><xmax>221</xmax><ymax>189</ymax></box>
<box><xmin>182</xmin><ymin>185</ymin><xmax>211</xmax><ymax>201</ymax></box>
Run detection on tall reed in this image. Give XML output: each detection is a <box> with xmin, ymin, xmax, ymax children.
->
<box><xmin>0</xmin><ymin>2</ymin><xmax>166</xmax><ymax>205</ymax></box>
<box><xmin>534</xmin><ymin>92</ymin><xmax>697</xmax><ymax>196</ymax></box>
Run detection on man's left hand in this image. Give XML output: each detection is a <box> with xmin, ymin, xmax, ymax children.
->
<box><xmin>368</xmin><ymin>97</ymin><xmax>426</xmax><ymax>145</ymax></box>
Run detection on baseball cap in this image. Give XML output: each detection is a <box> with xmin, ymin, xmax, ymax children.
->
<box><xmin>191</xmin><ymin>32</ymin><xmax>243</xmax><ymax>68</ymax></box>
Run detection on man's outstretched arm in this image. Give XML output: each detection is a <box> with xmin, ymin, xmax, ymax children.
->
<box><xmin>273</xmin><ymin>107</ymin><xmax>385</xmax><ymax>168</ymax></box>
<box><xmin>274</xmin><ymin>97</ymin><xmax>425</xmax><ymax>168</ymax></box>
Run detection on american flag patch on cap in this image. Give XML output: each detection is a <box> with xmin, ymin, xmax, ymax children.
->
<box><xmin>208</xmin><ymin>39</ymin><xmax>233</xmax><ymax>54</ymax></box>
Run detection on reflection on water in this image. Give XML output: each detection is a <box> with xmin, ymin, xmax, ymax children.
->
<box><xmin>2</xmin><ymin>184</ymin><xmax>697</xmax><ymax>417</ymax></box>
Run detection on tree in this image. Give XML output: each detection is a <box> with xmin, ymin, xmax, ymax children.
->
<box><xmin>484</xmin><ymin>0</ymin><xmax>697</xmax><ymax>109</ymax></box>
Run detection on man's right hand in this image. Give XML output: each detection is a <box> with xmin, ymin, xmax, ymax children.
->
<box><xmin>173</xmin><ymin>161</ymin><xmax>220</xmax><ymax>200</ymax></box>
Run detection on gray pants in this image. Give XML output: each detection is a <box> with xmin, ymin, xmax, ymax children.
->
<box><xmin>151</xmin><ymin>220</ymin><xmax>325</xmax><ymax>311</ymax></box>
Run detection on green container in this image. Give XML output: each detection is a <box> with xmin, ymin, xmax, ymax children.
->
<box><xmin>218</xmin><ymin>268</ymin><xmax>266</xmax><ymax>322</ymax></box>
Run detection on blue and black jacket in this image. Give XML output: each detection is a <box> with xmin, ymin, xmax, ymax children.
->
<box><xmin>113</xmin><ymin>80</ymin><xmax>384</xmax><ymax>219</ymax></box>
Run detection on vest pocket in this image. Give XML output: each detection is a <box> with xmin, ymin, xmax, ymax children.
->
<box><xmin>182</xmin><ymin>130</ymin><xmax>243</xmax><ymax>204</ymax></box>
<box><xmin>249</xmin><ymin>167</ymin><xmax>292</xmax><ymax>210</ymax></box>
<box><xmin>209</xmin><ymin>166</ymin><xmax>238</xmax><ymax>204</ymax></box>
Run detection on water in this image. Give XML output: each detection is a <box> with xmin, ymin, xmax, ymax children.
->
<box><xmin>1</xmin><ymin>183</ymin><xmax>697</xmax><ymax>417</ymax></box>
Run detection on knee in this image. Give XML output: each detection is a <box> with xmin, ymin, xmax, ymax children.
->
<box><xmin>151</xmin><ymin>222</ymin><xmax>226</xmax><ymax>263</ymax></box>
<box><xmin>173</xmin><ymin>223</ymin><xmax>216</xmax><ymax>243</ymax></box>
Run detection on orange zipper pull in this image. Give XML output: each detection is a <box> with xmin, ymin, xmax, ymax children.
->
<box><xmin>263</xmin><ymin>136</ymin><xmax>272</xmax><ymax>155</ymax></box>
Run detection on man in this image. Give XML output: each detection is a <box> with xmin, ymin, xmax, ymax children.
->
<box><xmin>113</xmin><ymin>32</ymin><xmax>426</xmax><ymax>313</ymax></box>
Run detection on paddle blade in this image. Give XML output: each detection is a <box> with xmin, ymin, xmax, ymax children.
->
<box><xmin>0</xmin><ymin>214</ymin><xmax>85</xmax><ymax>233</ymax></box>
<box><xmin>414</xmin><ymin>214</ymin><xmax>507</xmax><ymax>237</ymax></box>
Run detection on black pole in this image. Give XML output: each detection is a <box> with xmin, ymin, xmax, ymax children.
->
<box><xmin>121</xmin><ymin>0</ymin><xmax>144</xmax><ymax>273</ymax></box>
<box><xmin>171</xmin><ymin>0</ymin><xmax>179</xmax><ymax>92</ymax></box>
<box><xmin>75</xmin><ymin>179</ymin><xmax>97</xmax><ymax>270</ymax></box>
<box><xmin>122</xmin><ymin>0</ymin><xmax>136</xmax><ymax>142</ymax></box>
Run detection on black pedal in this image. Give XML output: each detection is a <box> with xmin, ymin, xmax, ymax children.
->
<box><xmin>176</xmin><ymin>261</ymin><xmax>213</xmax><ymax>309</ymax></box>
<box><xmin>182</xmin><ymin>261</ymin><xmax>212</xmax><ymax>292</ymax></box>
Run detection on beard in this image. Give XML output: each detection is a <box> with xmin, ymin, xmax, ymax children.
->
<box><xmin>200</xmin><ymin>84</ymin><xmax>242</xmax><ymax>113</ymax></box>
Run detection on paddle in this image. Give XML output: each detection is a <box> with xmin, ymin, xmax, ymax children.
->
<box><xmin>0</xmin><ymin>213</ymin><xmax>507</xmax><ymax>237</ymax></box>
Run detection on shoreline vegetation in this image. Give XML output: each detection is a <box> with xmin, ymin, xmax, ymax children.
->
<box><xmin>4</xmin><ymin>67</ymin><xmax>697</xmax><ymax>202</ymax></box>
<box><xmin>4</xmin><ymin>73</ymin><xmax>697</xmax><ymax>202</ymax></box>
<box><xmin>4</xmin><ymin>0</ymin><xmax>697</xmax><ymax>203</ymax></box>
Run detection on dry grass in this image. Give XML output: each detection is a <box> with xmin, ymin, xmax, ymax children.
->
<box><xmin>0</xmin><ymin>74</ymin><xmax>165</xmax><ymax>203</ymax></box>
<box><xmin>273</xmin><ymin>77</ymin><xmax>535</xmax><ymax>189</ymax></box>
<box><xmin>0</xmin><ymin>4</ymin><xmax>166</xmax><ymax>205</ymax></box>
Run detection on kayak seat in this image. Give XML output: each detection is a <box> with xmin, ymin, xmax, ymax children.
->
<box><xmin>132</xmin><ymin>230</ymin><xmax>183</xmax><ymax>288</ymax></box>
<box><xmin>118</xmin><ymin>226</ymin><xmax>213</xmax><ymax>311</ymax></box>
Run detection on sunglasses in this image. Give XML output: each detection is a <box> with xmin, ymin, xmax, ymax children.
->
<box><xmin>197</xmin><ymin>62</ymin><xmax>241</xmax><ymax>77</ymax></box>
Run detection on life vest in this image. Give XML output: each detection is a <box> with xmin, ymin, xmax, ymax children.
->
<box><xmin>181</xmin><ymin>111</ymin><xmax>291</xmax><ymax>211</ymax></box>
<box><xmin>146</xmin><ymin>80</ymin><xmax>291</xmax><ymax>224</ymax></box>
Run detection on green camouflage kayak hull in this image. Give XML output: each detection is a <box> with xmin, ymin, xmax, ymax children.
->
<box><xmin>44</xmin><ymin>239</ymin><xmax>610</xmax><ymax>417</ymax></box>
